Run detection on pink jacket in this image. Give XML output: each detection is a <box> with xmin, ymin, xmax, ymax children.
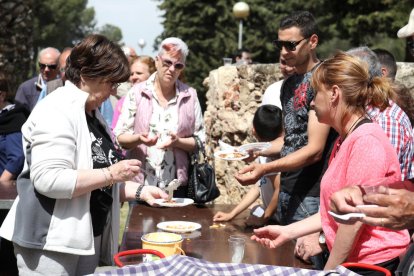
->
<box><xmin>128</xmin><ymin>80</ymin><xmax>196</xmax><ymax>185</ymax></box>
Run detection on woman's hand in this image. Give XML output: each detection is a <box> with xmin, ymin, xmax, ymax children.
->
<box><xmin>139</xmin><ymin>133</ymin><xmax>158</xmax><ymax>147</ymax></box>
<box><xmin>213</xmin><ymin>211</ymin><xmax>234</xmax><ymax>222</ymax></box>
<box><xmin>251</xmin><ymin>225</ymin><xmax>292</xmax><ymax>249</ymax></box>
<box><xmin>109</xmin><ymin>159</ymin><xmax>141</xmax><ymax>183</ymax></box>
<box><xmin>157</xmin><ymin>132</ymin><xmax>178</xmax><ymax>150</ymax></box>
<box><xmin>140</xmin><ymin>185</ymin><xmax>168</xmax><ymax>206</ymax></box>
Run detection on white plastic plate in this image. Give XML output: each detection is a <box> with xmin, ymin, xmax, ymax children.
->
<box><xmin>238</xmin><ymin>142</ymin><xmax>271</xmax><ymax>153</ymax></box>
<box><xmin>154</xmin><ymin>198</ymin><xmax>194</xmax><ymax>207</ymax></box>
<box><xmin>214</xmin><ymin>149</ymin><xmax>249</xmax><ymax>161</ymax></box>
<box><xmin>157</xmin><ymin>221</ymin><xmax>201</xmax><ymax>233</ymax></box>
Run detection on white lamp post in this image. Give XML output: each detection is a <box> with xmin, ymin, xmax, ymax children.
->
<box><xmin>138</xmin><ymin>38</ymin><xmax>146</xmax><ymax>53</ymax></box>
<box><xmin>233</xmin><ymin>2</ymin><xmax>250</xmax><ymax>50</ymax></box>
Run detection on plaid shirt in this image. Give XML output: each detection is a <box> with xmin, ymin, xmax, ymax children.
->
<box><xmin>366</xmin><ymin>100</ymin><xmax>414</xmax><ymax>180</ymax></box>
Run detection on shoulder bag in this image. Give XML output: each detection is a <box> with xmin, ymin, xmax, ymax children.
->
<box><xmin>187</xmin><ymin>136</ymin><xmax>220</xmax><ymax>204</ymax></box>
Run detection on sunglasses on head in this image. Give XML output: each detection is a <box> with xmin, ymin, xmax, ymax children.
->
<box><xmin>273</xmin><ymin>38</ymin><xmax>307</xmax><ymax>51</ymax></box>
<box><xmin>158</xmin><ymin>55</ymin><xmax>185</xmax><ymax>70</ymax></box>
<box><xmin>39</xmin><ymin>63</ymin><xmax>58</xmax><ymax>70</ymax></box>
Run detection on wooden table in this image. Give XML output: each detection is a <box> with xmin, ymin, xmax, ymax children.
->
<box><xmin>120</xmin><ymin>203</ymin><xmax>312</xmax><ymax>268</ymax></box>
<box><xmin>0</xmin><ymin>181</ymin><xmax>17</xmax><ymax>210</ymax></box>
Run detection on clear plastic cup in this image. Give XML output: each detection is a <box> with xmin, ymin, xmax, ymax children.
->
<box><xmin>228</xmin><ymin>236</ymin><xmax>246</xmax><ymax>263</ymax></box>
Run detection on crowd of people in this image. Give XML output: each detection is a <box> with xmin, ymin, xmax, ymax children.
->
<box><xmin>0</xmin><ymin>7</ymin><xmax>413</xmax><ymax>276</ymax></box>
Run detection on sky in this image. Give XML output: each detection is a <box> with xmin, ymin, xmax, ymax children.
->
<box><xmin>87</xmin><ymin>0</ymin><xmax>164</xmax><ymax>56</ymax></box>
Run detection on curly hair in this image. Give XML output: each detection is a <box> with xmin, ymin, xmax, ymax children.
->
<box><xmin>393</xmin><ymin>81</ymin><xmax>414</xmax><ymax>126</ymax></box>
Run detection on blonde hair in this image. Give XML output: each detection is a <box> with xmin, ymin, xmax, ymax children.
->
<box><xmin>130</xmin><ymin>55</ymin><xmax>156</xmax><ymax>75</ymax></box>
<box><xmin>311</xmin><ymin>52</ymin><xmax>394</xmax><ymax>116</ymax></box>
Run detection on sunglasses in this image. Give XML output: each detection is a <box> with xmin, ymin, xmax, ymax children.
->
<box><xmin>39</xmin><ymin>63</ymin><xmax>58</xmax><ymax>70</ymax></box>
<box><xmin>158</xmin><ymin>55</ymin><xmax>185</xmax><ymax>70</ymax></box>
<box><xmin>273</xmin><ymin>38</ymin><xmax>307</xmax><ymax>51</ymax></box>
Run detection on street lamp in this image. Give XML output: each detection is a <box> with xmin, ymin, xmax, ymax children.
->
<box><xmin>233</xmin><ymin>2</ymin><xmax>250</xmax><ymax>50</ymax></box>
<box><xmin>138</xmin><ymin>38</ymin><xmax>146</xmax><ymax>53</ymax></box>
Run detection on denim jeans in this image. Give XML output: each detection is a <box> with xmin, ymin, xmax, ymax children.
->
<box><xmin>276</xmin><ymin>191</ymin><xmax>319</xmax><ymax>225</ymax></box>
<box><xmin>276</xmin><ymin>191</ymin><xmax>327</xmax><ymax>269</ymax></box>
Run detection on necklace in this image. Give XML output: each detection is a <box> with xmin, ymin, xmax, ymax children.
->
<box><xmin>329</xmin><ymin>115</ymin><xmax>365</xmax><ymax>165</ymax></box>
<box><xmin>342</xmin><ymin>115</ymin><xmax>364</xmax><ymax>141</ymax></box>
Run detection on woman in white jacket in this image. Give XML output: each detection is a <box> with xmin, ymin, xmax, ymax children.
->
<box><xmin>0</xmin><ymin>34</ymin><xmax>167</xmax><ymax>275</ymax></box>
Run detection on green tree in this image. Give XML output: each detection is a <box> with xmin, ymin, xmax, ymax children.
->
<box><xmin>33</xmin><ymin>0</ymin><xmax>96</xmax><ymax>49</ymax></box>
<box><xmin>97</xmin><ymin>24</ymin><xmax>124</xmax><ymax>45</ymax></box>
<box><xmin>156</xmin><ymin>0</ymin><xmax>412</xmax><ymax>110</ymax></box>
<box><xmin>29</xmin><ymin>0</ymin><xmax>97</xmax><ymax>76</ymax></box>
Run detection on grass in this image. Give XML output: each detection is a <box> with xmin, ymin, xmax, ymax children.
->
<box><xmin>119</xmin><ymin>203</ymin><xmax>130</xmax><ymax>245</ymax></box>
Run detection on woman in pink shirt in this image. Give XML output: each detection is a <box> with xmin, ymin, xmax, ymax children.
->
<box><xmin>251</xmin><ymin>52</ymin><xmax>409</xmax><ymax>274</ymax></box>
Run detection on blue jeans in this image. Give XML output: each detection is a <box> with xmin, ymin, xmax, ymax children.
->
<box><xmin>276</xmin><ymin>191</ymin><xmax>319</xmax><ymax>225</ymax></box>
<box><xmin>276</xmin><ymin>192</ymin><xmax>327</xmax><ymax>269</ymax></box>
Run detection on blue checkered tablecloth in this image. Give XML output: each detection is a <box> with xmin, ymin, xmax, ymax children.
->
<box><xmin>93</xmin><ymin>255</ymin><xmax>360</xmax><ymax>276</ymax></box>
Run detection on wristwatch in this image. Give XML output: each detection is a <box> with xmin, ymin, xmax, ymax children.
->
<box><xmin>318</xmin><ymin>231</ymin><xmax>326</xmax><ymax>244</ymax></box>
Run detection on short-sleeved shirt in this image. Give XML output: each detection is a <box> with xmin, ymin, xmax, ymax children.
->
<box><xmin>280</xmin><ymin>67</ymin><xmax>334</xmax><ymax>196</ymax></box>
<box><xmin>320</xmin><ymin>123</ymin><xmax>409</xmax><ymax>263</ymax></box>
<box><xmin>366</xmin><ymin>101</ymin><xmax>414</xmax><ymax>180</ymax></box>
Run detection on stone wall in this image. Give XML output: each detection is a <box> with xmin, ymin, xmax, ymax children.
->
<box><xmin>203</xmin><ymin>62</ymin><xmax>414</xmax><ymax>204</ymax></box>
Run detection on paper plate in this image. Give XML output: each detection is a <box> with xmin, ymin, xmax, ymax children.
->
<box><xmin>238</xmin><ymin>142</ymin><xmax>271</xmax><ymax>153</ymax></box>
<box><xmin>154</xmin><ymin>198</ymin><xmax>194</xmax><ymax>207</ymax></box>
<box><xmin>214</xmin><ymin>149</ymin><xmax>249</xmax><ymax>161</ymax></box>
<box><xmin>157</xmin><ymin>221</ymin><xmax>202</xmax><ymax>233</ymax></box>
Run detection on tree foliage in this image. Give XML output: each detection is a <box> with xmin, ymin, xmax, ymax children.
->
<box><xmin>32</xmin><ymin>0</ymin><xmax>96</xmax><ymax>50</ymax></box>
<box><xmin>97</xmin><ymin>24</ymin><xmax>124</xmax><ymax>45</ymax></box>
<box><xmin>155</xmin><ymin>0</ymin><xmax>412</xmax><ymax>110</ymax></box>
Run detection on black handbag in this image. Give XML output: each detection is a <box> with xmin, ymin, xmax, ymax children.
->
<box><xmin>187</xmin><ymin>136</ymin><xmax>220</xmax><ymax>204</ymax></box>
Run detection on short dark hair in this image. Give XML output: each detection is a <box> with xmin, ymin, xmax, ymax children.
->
<box><xmin>66</xmin><ymin>34</ymin><xmax>130</xmax><ymax>85</ymax></box>
<box><xmin>253</xmin><ymin>105</ymin><xmax>283</xmax><ymax>142</ymax></box>
<box><xmin>233</xmin><ymin>48</ymin><xmax>250</xmax><ymax>62</ymax></box>
<box><xmin>279</xmin><ymin>11</ymin><xmax>318</xmax><ymax>38</ymax></box>
<box><xmin>373</xmin><ymin>48</ymin><xmax>397</xmax><ymax>80</ymax></box>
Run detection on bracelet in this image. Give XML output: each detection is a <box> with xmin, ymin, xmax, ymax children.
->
<box><xmin>105</xmin><ymin>167</ymin><xmax>115</xmax><ymax>186</ymax></box>
<box><xmin>135</xmin><ymin>184</ymin><xmax>145</xmax><ymax>201</ymax></box>
<box><xmin>101</xmin><ymin>168</ymin><xmax>110</xmax><ymax>187</ymax></box>
<box><xmin>101</xmin><ymin>167</ymin><xmax>115</xmax><ymax>187</ymax></box>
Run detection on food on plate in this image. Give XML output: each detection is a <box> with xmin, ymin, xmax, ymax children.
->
<box><xmin>218</xmin><ymin>152</ymin><xmax>246</xmax><ymax>159</ymax></box>
<box><xmin>163</xmin><ymin>199</ymin><xmax>177</xmax><ymax>204</ymax></box>
<box><xmin>165</xmin><ymin>223</ymin><xmax>195</xmax><ymax>231</ymax></box>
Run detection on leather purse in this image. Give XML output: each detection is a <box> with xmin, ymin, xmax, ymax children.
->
<box><xmin>187</xmin><ymin>136</ymin><xmax>220</xmax><ymax>204</ymax></box>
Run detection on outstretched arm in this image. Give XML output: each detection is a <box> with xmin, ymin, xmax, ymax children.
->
<box><xmin>251</xmin><ymin>212</ymin><xmax>322</xmax><ymax>249</ymax></box>
<box><xmin>235</xmin><ymin>111</ymin><xmax>330</xmax><ymax>185</ymax></box>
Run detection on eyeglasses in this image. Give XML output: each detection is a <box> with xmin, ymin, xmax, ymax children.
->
<box><xmin>273</xmin><ymin>38</ymin><xmax>307</xmax><ymax>51</ymax></box>
<box><xmin>158</xmin><ymin>55</ymin><xmax>185</xmax><ymax>70</ymax></box>
<box><xmin>111</xmin><ymin>83</ymin><xmax>121</xmax><ymax>90</ymax></box>
<box><xmin>39</xmin><ymin>63</ymin><xmax>58</xmax><ymax>70</ymax></box>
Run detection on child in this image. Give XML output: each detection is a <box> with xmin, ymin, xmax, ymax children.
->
<box><xmin>213</xmin><ymin>105</ymin><xmax>283</xmax><ymax>226</ymax></box>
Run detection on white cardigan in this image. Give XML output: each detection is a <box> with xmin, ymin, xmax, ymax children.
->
<box><xmin>0</xmin><ymin>81</ymin><xmax>120</xmax><ymax>264</ymax></box>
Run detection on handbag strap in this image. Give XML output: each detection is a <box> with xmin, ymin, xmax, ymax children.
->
<box><xmin>192</xmin><ymin>136</ymin><xmax>206</xmax><ymax>163</ymax></box>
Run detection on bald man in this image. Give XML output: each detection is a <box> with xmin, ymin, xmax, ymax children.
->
<box><xmin>15</xmin><ymin>47</ymin><xmax>60</xmax><ymax>111</ymax></box>
<box><xmin>47</xmin><ymin>47</ymin><xmax>72</xmax><ymax>94</ymax></box>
